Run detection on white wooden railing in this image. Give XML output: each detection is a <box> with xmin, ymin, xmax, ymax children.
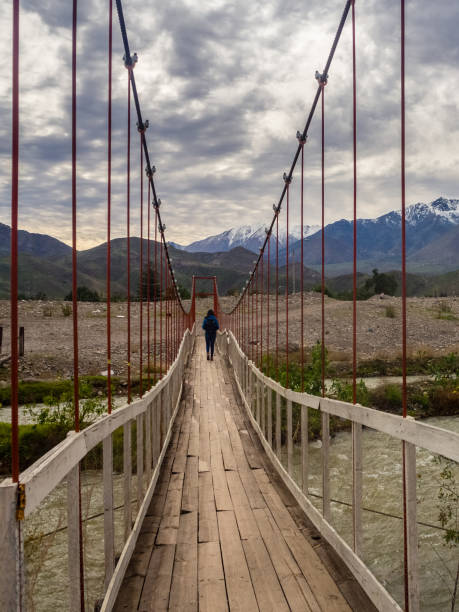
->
<box><xmin>217</xmin><ymin>330</ymin><xmax>459</xmax><ymax>612</ymax></box>
<box><xmin>0</xmin><ymin>325</ymin><xmax>195</xmax><ymax>611</ymax></box>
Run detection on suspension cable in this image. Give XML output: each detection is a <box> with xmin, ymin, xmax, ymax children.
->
<box><xmin>139</xmin><ymin>135</ymin><xmax>143</xmax><ymax>397</ymax></box>
<box><xmin>126</xmin><ymin>71</ymin><xmax>131</xmax><ymax>404</ymax></box>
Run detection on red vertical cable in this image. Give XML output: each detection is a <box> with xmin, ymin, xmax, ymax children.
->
<box><xmin>72</xmin><ymin>0</ymin><xmax>80</xmax><ymax>431</ymax></box>
<box><xmin>256</xmin><ymin>266</ymin><xmax>259</xmax><ymax>366</ymax></box>
<box><xmin>139</xmin><ymin>137</ymin><xmax>143</xmax><ymax>397</ymax></box>
<box><xmin>147</xmin><ymin>181</ymin><xmax>151</xmax><ymax>388</ymax></box>
<box><xmin>107</xmin><ymin>0</ymin><xmax>112</xmax><ymax>414</ymax></box>
<box><xmin>321</xmin><ymin>83</ymin><xmax>326</xmax><ymax>399</ymax></box>
<box><xmin>267</xmin><ymin>234</ymin><xmax>270</xmax><ymax>372</ymax></box>
<box><xmin>126</xmin><ymin>73</ymin><xmax>131</xmax><ymax>404</ymax></box>
<box><xmin>72</xmin><ymin>4</ymin><xmax>85</xmax><ymax>608</ymax></box>
<box><xmin>260</xmin><ymin>253</ymin><xmax>263</xmax><ymax>369</ymax></box>
<box><xmin>159</xmin><ymin>232</ymin><xmax>163</xmax><ymax>378</ymax></box>
<box><xmin>251</xmin><ymin>278</ymin><xmax>254</xmax><ymax>362</ymax></box>
<box><xmin>285</xmin><ymin>181</ymin><xmax>290</xmax><ymax>388</ymax></box>
<box><xmin>300</xmin><ymin>143</ymin><xmax>305</xmax><ymax>392</ymax></box>
<box><xmin>352</xmin><ymin>0</ymin><xmax>357</xmax><ymax>405</ymax></box>
<box><xmin>401</xmin><ymin>0</ymin><xmax>409</xmax><ymax>609</ymax></box>
<box><xmin>154</xmin><ymin>212</ymin><xmax>157</xmax><ymax>381</ymax></box>
<box><xmin>275</xmin><ymin>213</ymin><xmax>279</xmax><ymax>374</ymax></box>
<box><xmin>10</xmin><ymin>0</ymin><xmax>20</xmax><ymax>483</ymax></box>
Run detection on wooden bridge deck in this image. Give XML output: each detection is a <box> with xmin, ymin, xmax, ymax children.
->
<box><xmin>115</xmin><ymin>341</ymin><xmax>375</xmax><ymax>611</ymax></box>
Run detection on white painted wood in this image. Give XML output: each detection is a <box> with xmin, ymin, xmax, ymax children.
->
<box><xmin>256</xmin><ymin>375</ymin><xmax>261</xmax><ymax>424</ymax></box>
<box><xmin>145</xmin><ymin>403</ymin><xmax>152</xmax><ymax>484</ymax></box>
<box><xmin>67</xmin><ymin>464</ymin><xmax>82</xmax><ymax>612</ymax></box>
<box><xmin>0</xmin><ymin>480</ymin><xmax>22</xmax><ymax>611</ymax></box>
<box><xmin>287</xmin><ymin>399</ymin><xmax>293</xmax><ymax>476</ymax></box>
<box><xmin>136</xmin><ymin>413</ymin><xmax>144</xmax><ymax>511</ymax></box>
<box><xmin>229</xmin><ymin>355</ymin><xmax>403</xmax><ymax>612</ymax></box>
<box><xmin>103</xmin><ymin>435</ymin><xmax>115</xmax><ymax>590</ymax></box>
<box><xmin>352</xmin><ymin>422</ymin><xmax>363</xmax><ymax>556</ymax></box>
<box><xmin>405</xmin><ymin>441</ymin><xmax>420</xmax><ymax>611</ymax></box>
<box><xmin>261</xmin><ymin>378</ymin><xmax>266</xmax><ymax>435</ymax></box>
<box><xmin>301</xmin><ymin>405</ymin><xmax>308</xmax><ymax>495</ymax></box>
<box><xmin>123</xmin><ymin>421</ymin><xmax>132</xmax><ymax>541</ymax></box>
<box><xmin>321</xmin><ymin>409</ymin><xmax>331</xmax><ymax>521</ymax></box>
<box><xmin>101</xmin><ymin>364</ymin><xmax>185</xmax><ymax>611</ymax></box>
<box><xmin>267</xmin><ymin>386</ymin><xmax>272</xmax><ymax>449</ymax></box>
<box><xmin>276</xmin><ymin>392</ymin><xmax>281</xmax><ymax>459</ymax></box>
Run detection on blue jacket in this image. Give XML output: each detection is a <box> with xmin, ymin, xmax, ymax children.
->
<box><xmin>202</xmin><ymin>314</ymin><xmax>219</xmax><ymax>334</ymax></box>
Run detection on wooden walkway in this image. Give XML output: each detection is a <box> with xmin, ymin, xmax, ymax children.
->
<box><xmin>115</xmin><ymin>342</ymin><xmax>376</xmax><ymax>611</ymax></box>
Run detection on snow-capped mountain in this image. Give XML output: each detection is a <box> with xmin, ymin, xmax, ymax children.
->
<box><xmin>185</xmin><ymin>223</ymin><xmax>320</xmax><ymax>254</ymax></box>
<box><xmin>285</xmin><ymin>197</ymin><xmax>459</xmax><ymax>270</ymax></box>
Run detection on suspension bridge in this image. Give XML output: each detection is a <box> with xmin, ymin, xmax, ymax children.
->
<box><xmin>2</xmin><ymin>0</ymin><xmax>458</xmax><ymax>611</ymax></box>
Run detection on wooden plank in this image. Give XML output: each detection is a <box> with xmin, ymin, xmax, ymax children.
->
<box><xmin>242</xmin><ymin>536</ymin><xmax>290</xmax><ymax>611</ymax></box>
<box><xmin>217</xmin><ymin>510</ymin><xmax>259</xmax><ymax>611</ymax></box>
<box><xmin>182</xmin><ymin>455</ymin><xmax>198</xmax><ymax>513</ymax></box>
<box><xmin>169</xmin><ymin>511</ymin><xmax>198</xmax><ymax>611</ymax></box>
<box><xmin>252</xmin><ymin>508</ymin><xmax>312</xmax><ymax>612</ymax></box>
<box><xmin>226</xmin><ymin>470</ymin><xmax>259</xmax><ymax>540</ymax></box>
<box><xmin>239</xmin><ymin>429</ymin><xmax>263</xmax><ymax>470</ymax></box>
<box><xmin>198</xmin><ymin>471</ymin><xmax>219</xmax><ymax>543</ymax></box>
<box><xmin>198</xmin><ymin>541</ymin><xmax>228</xmax><ymax>612</ymax></box>
<box><xmin>138</xmin><ymin>544</ymin><xmax>175</xmax><ymax>611</ymax></box>
<box><xmin>219</xmin><ymin>429</ymin><xmax>237</xmax><ymax>471</ymax></box>
<box><xmin>156</xmin><ymin>472</ymin><xmax>184</xmax><ymax>545</ymax></box>
<box><xmin>212</xmin><ymin>469</ymin><xmax>233</xmax><ymax>512</ymax></box>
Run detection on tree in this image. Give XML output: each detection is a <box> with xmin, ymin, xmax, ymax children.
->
<box><xmin>65</xmin><ymin>286</ymin><xmax>100</xmax><ymax>302</ymax></box>
<box><xmin>139</xmin><ymin>266</ymin><xmax>160</xmax><ymax>300</ymax></box>
<box><xmin>364</xmin><ymin>269</ymin><xmax>397</xmax><ymax>296</ymax></box>
<box><xmin>178</xmin><ymin>285</ymin><xmax>191</xmax><ymax>300</ymax></box>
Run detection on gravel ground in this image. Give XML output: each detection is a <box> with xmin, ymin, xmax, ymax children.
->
<box><xmin>0</xmin><ymin>295</ymin><xmax>457</xmax><ymax>381</ymax></box>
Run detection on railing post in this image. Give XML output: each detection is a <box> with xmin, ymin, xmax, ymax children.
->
<box><xmin>321</xmin><ymin>408</ymin><xmax>331</xmax><ymax>521</ymax></box>
<box><xmin>256</xmin><ymin>375</ymin><xmax>261</xmax><ymax>424</ymax></box>
<box><xmin>67</xmin><ymin>464</ymin><xmax>82</xmax><ymax>612</ymax></box>
<box><xmin>267</xmin><ymin>387</ymin><xmax>272</xmax><ymax>448</ymax></box>
<box><xmin>261</xmin><ymin>378</ymin><xmax>266</xmax><ymax>435</ymax></box>
<box><xmin>123</xmin><ymin>421</ymin><xmax>132</xmax><ymax>540</ymax></box>
<box><xmin>0</xmin><ymin>481</ymin><xmax>23</xmax><ymax>611</ymax></box>
<box><xmin>145</xmin><ymin>404</ymin><xmax>152</xmax><ymax>484</ymax></box>
<box><xmin>287</xmin><ymin>399</ymin><xmax>293</xmax><ymax>476</ymax></box>
<box><xmin>352</xmin><ymin>422</ymin><xmax>362</xmax><ymax>556</ymax></box>
<box><xmin>405</xmin><ymin>440</ymin><xmax>420</xmax><ymax>611</ymax></box>
<box><xmin>301</xmin><ymin>405</ymin><xmax>308</xmax><ymax>495</ymax></box>
<box><xmin>136</xmin><ymin>413</ymin><xmax>144</xmax><ymax>511</ymax></box>
<box><xmin>103</xmin><ymin>435</ymin><xmax>115</xmax><ymax>590</ymax></box>
<box><xmin>276</xmin><ymin>392</ymin><xmax>281</xmax><ymax>458</ymax></box>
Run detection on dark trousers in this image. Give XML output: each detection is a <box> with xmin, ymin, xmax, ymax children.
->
<box><xmin>205</xmin><ymin>331</ymin><xmax>216</xmax><ymax>356</ymax></box>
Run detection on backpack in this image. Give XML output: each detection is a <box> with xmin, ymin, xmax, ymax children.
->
<box><xmin>205</xmin><ymin>317</ymin><xmax>218</xmax><ymax>333</ymax></box>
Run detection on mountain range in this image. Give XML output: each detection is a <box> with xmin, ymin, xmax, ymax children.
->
<box><xmin>0</xmin><ymin>197</ymin><xmax>457</xmax><ymax>299</ymax></box>
<box><xmin>176</xmin><ymin>197</ymin><xmax>459</xmax><ymax>275</ymax></box>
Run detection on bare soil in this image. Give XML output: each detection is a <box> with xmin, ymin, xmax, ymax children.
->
<box><xmin>0</xmin><ymin>295</ymin><xmax>457</xmax><ymax>381</ymax></box>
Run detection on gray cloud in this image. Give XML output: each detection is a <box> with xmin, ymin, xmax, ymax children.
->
<box><xmin>0</xmin><ymin>0</ymin><xmax>458</xmax><ymax>249</ymax></box>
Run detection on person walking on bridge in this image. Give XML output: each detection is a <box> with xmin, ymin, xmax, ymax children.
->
<box><xmin>202</xmin><ymin>309</ymin><xmax>219</xmax><ymax>361</ymax></box>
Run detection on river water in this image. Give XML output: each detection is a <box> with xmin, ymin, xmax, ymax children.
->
<box><xmin>18</xmin><ymin>415</ymin><xmax>459</xmax><ymax>611</ymax></box>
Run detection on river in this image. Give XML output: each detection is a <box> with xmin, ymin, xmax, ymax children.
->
<box><xmin>18</xmin><ymin>415</ymin><xmax>459</xmax><ymax>610</ymax></box>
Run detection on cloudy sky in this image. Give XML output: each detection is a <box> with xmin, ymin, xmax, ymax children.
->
<box><xmin>1</xmin><ymin>0</ymin><xmax>458</xmax><ymax>249</ymax></box>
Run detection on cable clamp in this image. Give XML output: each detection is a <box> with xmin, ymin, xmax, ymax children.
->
<box><xmin>315</xmin><ymin>70</ymin><xmax>328</xmax><ymax>86</ymax></box>
<box><xmin>145</xmin><ymin>165</ymin><xmax>153</xmax><ymax>178</ymax></box>
<box><xmin>273</xmin><ymin>203</ymin><xmax>281</xmax><ymax>215</ymax></box>
<box><xmin>283</xmin><ymin>172</ymin><xmax>292</xmax><ymax>184</ymax></box>
<box><xmin>265</xmin><ymin>227</ymin><xmax>271</xmax><ymax>237</ymax></box>
<box><xmin>124</xmin><ymin>52</ymin><xmax>138</xmax><ymax>69</ymax></box>
<box><xmin>154</xmin><ymin>197</ymin><xmax>161</xmax><ymax>209</ymax></box>
<box><xmin>137</xmin><ymin>120</ymin><xmax>149</xmax><ymax>134</ymax></box>
<box><xmin>296</xmin><ymin>130</ymin><xmax>307</xmax><ymax>145</ymax></box>
<box><xmin>159</xmin><ymin>223</ymin><xmax>166</xmax><ymax>233</ymax></box>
